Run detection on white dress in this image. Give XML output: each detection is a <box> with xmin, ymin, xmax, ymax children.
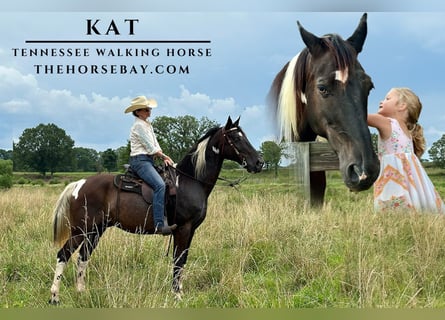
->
<box><xmin>374</xmin><ymin>118</ymin><xmax>445</xmax><ymax>213</ymax></box>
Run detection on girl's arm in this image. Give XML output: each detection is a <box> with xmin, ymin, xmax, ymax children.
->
<box><xmin>367</xmin><ymin>114</ymin><xmax>392</xmax><ymax>140</ymax></box>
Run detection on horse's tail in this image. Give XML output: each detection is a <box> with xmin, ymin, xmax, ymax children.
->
<box><xmin>53</xmin><ymin>181</ymin><xmax>79</xmax><ymax>247</ymax></box>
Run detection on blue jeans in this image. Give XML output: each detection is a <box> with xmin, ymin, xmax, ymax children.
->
<box><xmin>129</xmin><ymin>154</ymin><xmax>166</xmax><ymax>228</ymax></box>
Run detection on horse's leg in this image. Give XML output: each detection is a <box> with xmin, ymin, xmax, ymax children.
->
<box><xmin>76</xmin><ymin>223</ymin><xmax>106</xmax><ymax>292</ymax></box>
<box><xmin>49</xmin><ymin>233</ymin><xmax>84</xmax><ymax>305</ymax></box>
<box><xmin>172</xmin><ymin>223</ymin><xmax>194</xmax><ymax>299</ymax></box>
<box><xmin>310</xmin><ymin>171</ymin><xmax>326</xmax><ymax>207</ymax></box>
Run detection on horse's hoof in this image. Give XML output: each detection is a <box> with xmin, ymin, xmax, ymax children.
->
<box><xmin>48</xmin><ymin>299</ymin><xmax>60</xmax><ymax>305</ymax></box>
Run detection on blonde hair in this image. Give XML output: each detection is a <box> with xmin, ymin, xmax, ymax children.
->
<box><xmin>393</xmin><ymin>87</ymin><xmax>426</xmax><ymax>158</ymax></box>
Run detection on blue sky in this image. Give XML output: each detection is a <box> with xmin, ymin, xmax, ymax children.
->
<box><xmin>1</xmin><ymin>1</ymin><xmax>445</xmax><ymax>161</ymax></box>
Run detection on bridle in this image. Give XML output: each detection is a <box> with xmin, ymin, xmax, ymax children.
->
<box><xmin>170</xmin><ymin>126</ymin><xmax>250</xmax><ymax>187</ymax></box>
<box><xmin>220</xmin><ymin>126</ymin><xmax>248</xmax><ymax>168</ymax></box>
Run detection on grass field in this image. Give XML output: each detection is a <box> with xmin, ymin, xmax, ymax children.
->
<box><xmin>2</xmin><ymin>168</ymin><xmax>445</xmax><ymax>308</ymax></box>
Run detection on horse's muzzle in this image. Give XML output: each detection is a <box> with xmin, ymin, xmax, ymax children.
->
<box><xmin>246</xmin><ymin>157</ymin><xmax>264</xmax><ymax>173</ymax></box>
<box><xmin>345</xmin><ymin>162</ymin><xmax>379</xmax><ymax>192</ymax></box>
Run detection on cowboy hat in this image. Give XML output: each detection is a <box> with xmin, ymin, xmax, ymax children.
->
<box><xmin>124</xmin><ymin>96</ymin><xmax>158</xmax><ymax>113</ymax></box>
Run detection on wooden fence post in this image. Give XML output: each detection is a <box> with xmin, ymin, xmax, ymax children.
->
<box><xmin>291</xmin><ymin>142</ymin><xmax>340</xmax><ymax>204</ymax></box>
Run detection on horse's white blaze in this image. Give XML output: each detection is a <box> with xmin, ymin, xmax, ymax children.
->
<box><xmin>50</xmin><ymin>260</ymin><xmax>66</xmax><ymax>303</ymax></box>
<box><xmin>72</xmin><ymin>179</ymin><xmax>86</xmax><ymax>200</ymax></box>
<box><xmin>212</xmin><ymin>146</ymin><xmax>220</xmax><ymax>154</ymax></box>
<box><xmin>335</xmin><ymin>67</ymin><xmax>349</xmax><ymax>84</ymax></box>
<box><xmin>278</xmin><ymin>53</ymin><xmax>300</xmax><ymax>142</ymax></box>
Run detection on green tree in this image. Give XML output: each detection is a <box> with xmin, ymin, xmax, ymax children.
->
<box><xmin>153</xmin><ymin>115</ymin><xmax>219</xmax><ymax>162</ymax></box>
<box><xmin>13</xmin><ymin>123</ymin><xmax>74</xmax><ymax>177</ymax></box>
<box><xmin>0</xmin><ymin>159</ymin><xmax>13</xmax><ymax>189</ymax></box>
<box><xmin>0</xmin><ymin>149</ymin><xmax>12</xmax><ymax>160</ymax></box>
<box><xmin>116</xmin><ymin>142</ymin><xmax>131</xmax><ymax>172</ymax></box>
<box><xmin>73</xmin><ymin>147</ymin><xmax>100</xmax><ymax>172</ymax></box>
<box><xmin>260</xmin><ymin>140</ymin><xmax>283</xmax><ymax>177</ymax></box>
<box><xmin>429</xmin><ymin>134</ymin><xmax>445</xmax><ymax>168</ymax></box>
<box><xmin>101</xmin><ymin>148</ymin><xmax>117</xmax><ymax>172</ymax></box>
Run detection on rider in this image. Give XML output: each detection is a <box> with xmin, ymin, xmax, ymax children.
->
<box><xmin>125</xmin><ymin>96</ymin><xmax>177</xmax><ymax>235</ymax></box>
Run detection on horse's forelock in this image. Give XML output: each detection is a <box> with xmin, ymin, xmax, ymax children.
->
<box><xmin>321</xmin><ymin>34</ymin><xmax>355</xmax><ymax>73</ymax></box>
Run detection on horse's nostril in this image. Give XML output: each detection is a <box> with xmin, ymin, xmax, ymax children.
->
<box><xmin>258</xmin><ymin>160</ymin><xmax>264</xmax><ymax>169</ymax></box>
<box><xmin>347</xmin><ymin>164</ymin><xmax>364</xmax><ymax>185</ymax></box>
<box><xmin>352</xmin><ymin>164</ymin><xmax>367</xmax><ymax>181</ymax></box>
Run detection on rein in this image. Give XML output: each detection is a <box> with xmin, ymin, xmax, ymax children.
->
<box><xmin>170</xmin><ymin>165</ymin><xmax>247</xmax><ymax>190</ymax></box>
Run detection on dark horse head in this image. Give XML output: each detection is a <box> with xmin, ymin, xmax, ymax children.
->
<box><xmin>178</xmin><ymin>116</ymin><xmax>264</xmax><ymax>185</ymax></box>
<box><xmin>220</xmin><ymin>116</ymin><xmax>264</xmax><ymax>173</ymax></box>
<box><xmin>268</xmin><ymin>13</ymin><xmax>379</xmax><ymax>193</ymax></box>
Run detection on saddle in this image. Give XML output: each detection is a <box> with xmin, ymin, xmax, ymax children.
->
<box><xmin>113</xmin><ymin>165</ymin><xmax>177</xmax><ymax>204</ymax></box>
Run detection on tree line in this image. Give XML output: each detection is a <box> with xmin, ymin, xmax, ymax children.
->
<box><xmin>1</xmin><ymin>115</ymin><xmax>444</xmax><ymax>180</ymax></box>
<box><xmin>0</xmin><ymin>116</ymin><xmax>218</xmax><ymax>177</ymax></box>
<box><xmin>0</xmin><ymin>115</ymin><xmax>286</xmax><ymax>178</ymax></box>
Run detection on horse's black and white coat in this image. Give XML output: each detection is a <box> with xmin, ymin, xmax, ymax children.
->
<box><xmin>49</xmin><ymin>116</ymin><xmax>263</xmax><ymax>304</ymax></box>
<box><xmin>268</xmin><ymin>13</ymin><xmax>380</xmax><ymax>205</ymax></box>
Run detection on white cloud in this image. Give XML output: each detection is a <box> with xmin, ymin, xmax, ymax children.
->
<box><xmin>0</xmin><ymin>65</ymin><xmax>267</xmax><ymax>151</ymax></box>
<box><xmin>0</xmin><ymin>66</ymin><xmax>38</xmax><ymax>93</ymax></box>
<box><xmin>163</xmin><ymin>85</ymin><xmax>238</xmax><ymax>121</ymax></box>
<box><xmin>1</xmin><ymin>99</ymin><xmax>30</xmax><ymax>113</ymax></box>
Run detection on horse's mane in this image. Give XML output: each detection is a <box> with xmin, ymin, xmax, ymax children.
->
<box><xmin>270</xmin><ymin>33</ymin><xmax>356</xmax><ymax>142</ymax></box>
<box><xmin>177</xmin><ymin>126</ymin><xmax>220</xmax><ymax>180</ymax></box>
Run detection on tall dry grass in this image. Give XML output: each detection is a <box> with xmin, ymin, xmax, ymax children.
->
<box><xmin>2</xmin><ymin>173</ymin><xmax>445</xmax><ymax>307</ymax></box>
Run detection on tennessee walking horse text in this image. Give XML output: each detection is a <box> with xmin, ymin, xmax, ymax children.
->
<box><xmin>49</xmin><ymin>116</ymin><xmax>263</xmax><ymax>304</ymax></box>
<box><xmin>268</xmin><ymin>13</ymin><xmax>379</xmax><ymax>206</ymax></box>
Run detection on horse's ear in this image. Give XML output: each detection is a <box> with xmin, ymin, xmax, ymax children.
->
<box><xmin>225</xmin><ymin>116</ymin><xmax>233</xmax><ymax>130</ymax></box>
<box><xmin>233</xmin><ymin>116</ymin><xmax>240</xmax><ymax>127</ymax></box>
<box><xmin>297</xmin><ymin>21</ymin><xmax>325</xmax><ymax>58</ymax></box>
<box><xmin>347</xmin><ymin>13</ymin><xmax>367</xmax><ymax>54</ymax></box>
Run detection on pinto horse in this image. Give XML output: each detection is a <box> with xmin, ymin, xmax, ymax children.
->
<box><xmin>268</xmin><ymin>13</ymin><xmax>379</xmax><ymax>206</ymax></box>
<box><xmin>49</xmin><ymin>116</ymin><xmax>263</xmax><ymax>304</ymax></box>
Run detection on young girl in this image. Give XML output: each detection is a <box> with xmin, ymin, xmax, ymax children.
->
<box><xmin>367</xmin><ymin>87</ymin><xmax>445</xmax><ymax>213</ymax></box>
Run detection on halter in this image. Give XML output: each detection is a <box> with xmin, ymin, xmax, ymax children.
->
<box><xmin>221</xmin><ymin>126</ymin><xmax>247</xmax><ymax>168</ymax></box>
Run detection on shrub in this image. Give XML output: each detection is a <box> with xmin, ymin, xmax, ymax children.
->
<box><xmin>16</xmin><ymin>177</ymin><xmax>28</xmax><ymax>185</ymax></box>
<box><xmin>31</xmin><ymin>179</ymin><xmax>45</xmax><ymax>186</ymax></box>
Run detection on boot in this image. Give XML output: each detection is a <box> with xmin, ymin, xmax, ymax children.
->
<box><xmin>155</xmin><ymin>224</ymin><xmax>177</xmax><ymax>236</ymax></box>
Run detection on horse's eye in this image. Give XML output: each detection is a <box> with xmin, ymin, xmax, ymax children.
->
<box><xmin>318</xmin><ymin>85</ymin><xmax>329</xmax><ymax>96</ymax></box>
